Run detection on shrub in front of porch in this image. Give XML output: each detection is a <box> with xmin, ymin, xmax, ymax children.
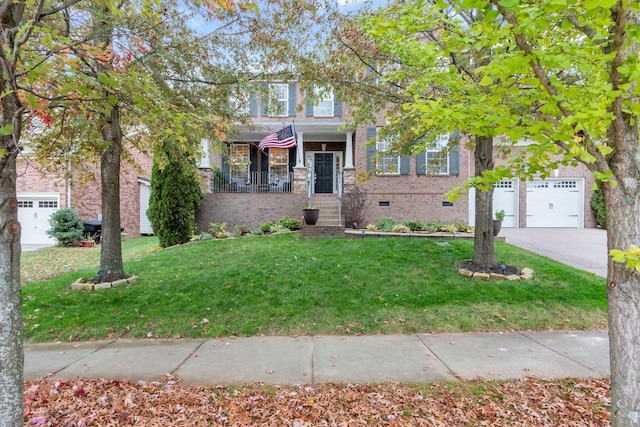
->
<box><xmin>279</xmin><ymin>216</ymin><xmax>301</xmax><ymax>231</ymax></box>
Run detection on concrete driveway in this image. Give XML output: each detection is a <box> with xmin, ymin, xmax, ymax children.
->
<box><xmin>22</xmin><ymin>244</ymin><xmax>55</xmax><ymax>252</ymax></box>
<box><xmin>500</xmin><ymin>228</ymin><xmax>608</xmax><ymax>278</ymax></box>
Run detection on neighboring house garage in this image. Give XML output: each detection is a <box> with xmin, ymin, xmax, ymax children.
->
<box><xmin>138</xmin><ymin>177</ymin><xmax>153</xmax><ymax>235</ymax></box>
<box><xmin>18</xmin><ymin>193</ymin><xmax>60</xmax><ymax>244</ymax></box>
<box><xmin>526</xmin><ymin>179</ymin><xmax>583</xmax><ymax>228</ymax></box>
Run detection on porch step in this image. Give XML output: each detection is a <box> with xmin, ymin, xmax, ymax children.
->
<box><xmin>301</xmin><ymin>225</ymin><xmax>345</xmax><ymax>238</ymax></box>
<box><xmin>308</xmin><ymin>195</ymin><xmax>342</xmax><ymax>226</ymax></box>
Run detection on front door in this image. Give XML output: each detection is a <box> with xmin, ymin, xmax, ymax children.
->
<box><xmin>314</xmin><ymin>153</ymin><xmax>333</xmax><ymax>193</ymax></box>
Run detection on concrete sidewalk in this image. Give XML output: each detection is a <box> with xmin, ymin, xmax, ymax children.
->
<box><xmin>25</xmin><ymin>330</ymin><xmax>609</xmax><ymax>385</ymax></box>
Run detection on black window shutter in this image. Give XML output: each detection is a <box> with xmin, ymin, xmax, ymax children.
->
<box><xmin>288</xmin><ymin>147</ymin><xmax>296</xmax><ymax>170</ymax></box>
<box><xmin>288</xmin><ymin>83</ymin><xmax>297</xmax><ymax>117</ymax></box>
<box><xmin>416</xmin><ymin>151</ymin><xmax>426</xmax><ymax>175</ymax></box>
<box><xmin>249</xmin><ymin>96</ymin><xmax>258</xmax><ymax>117</ymax></box>
<box><xmin>449</xmin><ymin>144</ymin><xmax>460</xmax><ymax>175</ymax></box>
<box><xmin>366</xmin><ymin>127</ymin><xmax>377</xmax><ymax>172</ymax></box>
<box><xmin>222</xmin><ymin>154</ymin><xmax>230</xmax><ymax>176</ymax></box>
<box><xmin>333</xmin><ymin>100</ymin><xmax>342</xmax><ymax>117</ymax></box>
<box><xmin>400</xmin><ymin>156</ymin><xmax>410</xmax><ymax>175</ymax></box>
<box><xmin>250</xmin><ymin>145</ymin><xmax>258</xmax><ymax>173</ymax></box>
<box><xmin>260</xmin><ymin>83</ymin><xmax>268</xmax><ymax>117</ymax></box>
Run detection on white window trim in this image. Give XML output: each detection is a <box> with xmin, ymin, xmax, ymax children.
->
<box><xmin>314</xmin><ymin>87</ymin><xmax>334</xmax><ymax>117</ymax></box>
<box><xmin>376</xmin><ymin>128</ymin><xmax>400</xmax><ymax>175</ymax></box>
<box><xmin>425</xmin><ymin>133</ymin><xmax>450</xmax><ymax>175</ymax></box>
<box><xmin>268</xmin><ymin>147</ymin><xmax>289</xmax><ymax>182</ymax></box>
<box><xmin>269</xmin><ymin>83</ymin><xmax>288</xmax><ymax>117</ymax></box>
<box><xmin>230</xmin><ymin>144</ymin><xmax>251</xmax><ymax>179</ymax></box>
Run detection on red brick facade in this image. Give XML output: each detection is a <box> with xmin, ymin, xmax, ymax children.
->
<box><xmin>17</xmin><ymin>146</ymin><xmax>152</xmax><ymax>236</ymax></box>
<box><xmin>196</xmin><ymin>83</ymin><xmax>598</xmax><ymax>231</ymax></box>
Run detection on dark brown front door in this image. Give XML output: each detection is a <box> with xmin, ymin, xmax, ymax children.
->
<box><xmin>314</xmin><ymin>153</ymin><xmax>333</xmax><ymax>193</ymax></box>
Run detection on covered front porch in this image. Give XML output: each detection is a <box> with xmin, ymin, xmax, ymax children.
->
<box><xmin>199</xmin><ymin>122</ymin><xmax>357</xmax><ymax>198</ymax></box>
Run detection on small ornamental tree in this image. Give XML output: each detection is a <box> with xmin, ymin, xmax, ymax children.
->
<box><xmin>46</xmin><ymin>208</ymin><xmax>84</xmax><ymax>246</ymax></box>
<box><xmin>147</xmin><ymin>145</ymin><xmax>203</xmax><ymax>248</ymax></box>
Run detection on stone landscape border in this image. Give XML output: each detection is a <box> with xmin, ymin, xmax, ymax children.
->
<box><xmin>458</xmin><ymin>267</ymin><xmax>534</xmax><ymax>281</ymax></box>
<box><xmin>71</xmin><ymin>275</ymin><xmax>138</xmax><ymax>291</ymax></box>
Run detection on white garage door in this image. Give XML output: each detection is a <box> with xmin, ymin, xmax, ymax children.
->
<box><xmin>468</xmin><ymin>179</ymin><xmax>518</xmax><ymax>228</ymax></box>
<box><xmin>18</xmin><ymin>194</ymin><xmax>60</xmax><ymax>244</ymax></box>
<box><xmin>526</xmin><ymin>179</ymin><xmax>582</xmax><ymax>228</ymax></box>
<box><xmin>139</xmin><ymin>179</ymin><xmax>153</xmax><ymax>235</ymax></box>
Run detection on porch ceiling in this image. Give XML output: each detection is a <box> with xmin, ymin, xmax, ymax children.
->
<box><xmin>231</xmin><ymin>121</ymin><xmax>353</xmax><ymax>143</ymax></box>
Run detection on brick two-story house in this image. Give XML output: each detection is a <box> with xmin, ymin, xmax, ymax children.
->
<box><xmin>196</xmin><ymin>82</ymin><xmax>597</xmax><ymax>231</ymax></box>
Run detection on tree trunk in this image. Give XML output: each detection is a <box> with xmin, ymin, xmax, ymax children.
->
<box><xmin>472</xmin><ymin>135</ymin><xmax>496</xmax><ymax>268</ymax></box>
<box><xmin>0</xmin><ymin>149</ymin><xmax>24</xmax><ymax>426</ymax></box>
<box><xmin>0</xmin><ymin>4</ymin><xmax>25</xmax><ymax>423</ymax></box>
<box><xmin>605</xmin><ymin>116</ymin><xmax>640</xmax><ymax>426</ymax></box>
<box><xmin>99</xmin><ymin>105</ymin><xmax>125</xmax><ymax>282</ymax></box>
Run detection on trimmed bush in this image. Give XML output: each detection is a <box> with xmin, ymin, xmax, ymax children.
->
<box><xmin>234</xmin><ymin>224</ymin><xmax>251</xmax><ymax>236</ymax></box>
<box><xmin>46</xmin><ymin>208</ymin><xmax>84</xmax><ymax>246</ymax></box>
<box><xmin>260</xmin><ymin>221</ymin><xmax>276</xmax><ymax>233</ymax></box>
<box><xmin>208</xmin><ymin>222</ymin><xmax>229</xmax><ymax>239</ymax></box>
<box><xmin>376</xmin><ymin>218</ymin><xmax>396</xmax><ymax>232</ymax></box>
<box><xmin>147</xmin><ymin>146</ymin><xmax>203</xmax><ymax>248</ymax></box>
<box><xmin>403</xmin><ymin>220</ymin><xmax>425</xmax><ymax>232</ymax></box>
<box><xmin>392</xmin><ymin>224</ymin><xmax>411</xmax><ymax>233</ymax></box>
<box><xmin>279</xmin><ymin>216</ymin><xmax>301</xmax><ymax>231</ymax></box>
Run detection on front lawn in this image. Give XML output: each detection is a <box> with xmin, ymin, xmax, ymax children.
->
<box><xmin>22</xmin><ymin>233</ymin><xmax>607</xmax><ymax>342</ymax></box>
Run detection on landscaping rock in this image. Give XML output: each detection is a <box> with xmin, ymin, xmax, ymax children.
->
<box><xmin>71</xmin><ymin>282</ymin><xmax>94</xmax><ymax>291</ymax></box>
<box><xmin>506</xmin><ymin>274</ymin><xmax>521</xmax><ymax>281</ymax></box>
<box><xmin>490</xmin><ymin>273</ymin><xmax>507</xmax><ymax>280</ymax></box>
<box><xmin>112</xmin><ymin>278</ymin><xmax>129</xmax><ymax>288</ymax></box>
<box><xmin>458</xmin><ymin>268</ymin><xmax>474</xmax><ymax>277</ymax></box>
<box><xmin>520</xmin><ymin>267</ymin><xmax>534</xmax><ymax>280</ymax></box>
<box><xmin>71</xmin><ymin>275</ymin><xmax>137</xmax><ymax>291</ymax></box>
<box><xmin>473</xmin><ymin>272</ymin><xmax>490</xmax><ymax>280</ymax></box>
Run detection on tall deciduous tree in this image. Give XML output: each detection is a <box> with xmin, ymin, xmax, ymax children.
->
<box><xmin>25</xmin><ymin>0</ymin><xmax>261</xmax><ymax>281</ymax></box>
<box><xmin>0</xmin><ymin>1</ymin><xmax>83</xmax><ymax>423</ymax></box>
<box><xmin>285</xmin><ymin>1</ymin><xmax>510</xmax><ymax>268</ymax></box>
<box><xmin>362</xmin><ymin>0</ymin><xmax>639</xmax><ymax>424</ymax></box>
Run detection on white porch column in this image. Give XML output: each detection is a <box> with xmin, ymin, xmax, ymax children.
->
<box><xmin>296</xmin><ymin>132</ymin><xmax>305</xmax><ymax>167</ymax></box>
<box><xmin>199</xmin><ymin>138</ymin><xmax>211</xmax><ymax>168</ymax></box>
<box><xmin>344</xmin><ymin>131</ymin><xmax>354</xmax><ymax>168</ymax></box>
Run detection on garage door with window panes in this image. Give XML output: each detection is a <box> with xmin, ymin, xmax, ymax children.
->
<box><xmin>18</xmin><ymin>195</ymin><xmax>59</xmax><ymax>244</ymax></box>
<box><xmin>526</xmin><ymin>179</ymin><xmax>582</xmax><ymax>228</ymax></box>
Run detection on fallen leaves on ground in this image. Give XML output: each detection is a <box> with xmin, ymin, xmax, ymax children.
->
<box><xmin>24</xmin><ymin>376</ymin><xmax>610</xmax><ymax>426</ymax></box>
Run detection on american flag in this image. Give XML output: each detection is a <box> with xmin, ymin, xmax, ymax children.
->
<box><xmin>258</xmin><ymin>125</ymin><xmax>297</xmax><ymax>151</ymax></box>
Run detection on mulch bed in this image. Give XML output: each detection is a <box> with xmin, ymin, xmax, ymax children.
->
<box><xmin>460</xmin><ymin>261</ymin><xmax>519</xmax><ymax>276</ymax></box>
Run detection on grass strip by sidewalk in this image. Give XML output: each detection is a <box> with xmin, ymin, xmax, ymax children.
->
<box><xmin>22</xmin><ymin>233</ymin><xmax>607</xmax><ymax>342</ymax></box>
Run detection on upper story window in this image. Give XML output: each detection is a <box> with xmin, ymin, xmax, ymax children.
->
<box><xmin>425</xmin><ymin>134</ymin><xmax>450</xmax><ymax>174</ymax></box>
<box><xmin>314</xmin><ymin>87</ymin><xmax>334</xmax><ymax>117</ymax></box>
<box><xmin>376</xmin><ymin>130</ymin><xmax>400</xmax><ymax>175</ymax></box>
<box><xmin>230</xmin><ymin>90</ymin><xmax>251</xmax><ymax>116</ymax></box>
<box><xmin>269</xmin><ymin>83</ymin><xmax>289</xmax><ymax>117</ymax></box>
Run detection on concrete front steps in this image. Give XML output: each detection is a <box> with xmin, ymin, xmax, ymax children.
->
<box><xmin>301</xmin><ymin>194</ymin><xmax>344</xmax><ymax>237</ymax></box>
<box><xmin>307</xmin><ymin>194</ymin><xmax>342</xmax><ymax>226</ymax></box>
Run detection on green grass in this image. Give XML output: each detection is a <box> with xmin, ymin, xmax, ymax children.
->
<box><xmin>21</xmin><ymin>233</ymin><xmax>607</xmax><ymax>342</ymax></box>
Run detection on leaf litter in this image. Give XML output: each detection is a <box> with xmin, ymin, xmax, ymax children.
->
<box><xmin>24</xmin><ymin>376</ymin><xmax>610</xmax><ymax>425</ymax></box>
